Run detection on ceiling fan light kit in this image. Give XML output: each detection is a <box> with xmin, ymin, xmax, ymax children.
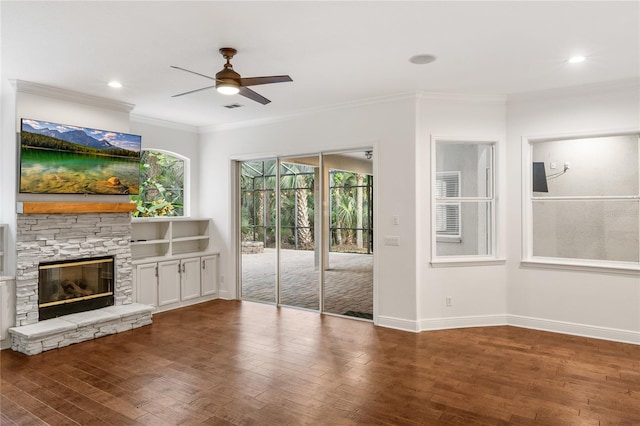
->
<box><xmin>172</xmin><ymin>47</ymin><xmax>292</xmax><ymax>105</ymax></box>
<box><xmin>216</xmin><ymin>83</ymin><xmax>240</xmax><ymax>95</ymax></box>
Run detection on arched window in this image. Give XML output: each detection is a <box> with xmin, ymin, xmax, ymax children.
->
<box><xmin>131</xmin><ymin>150</ymin><xmax>187</xmax><ymax>217</ymax></box>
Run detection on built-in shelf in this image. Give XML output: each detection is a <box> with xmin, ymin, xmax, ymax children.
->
<box><xmin>131</xmin><ymin>218</ymin><xmax>212</xmax><ymax>261</ymax></box>
<box><xmin>172</xmin><ymin>235</ymin><xmax>209</xmax><ymax>242</ymax></box>
<box><xmin>18</xmin><ymin>202</ymin><xmax>137</xmax><ymax>214</ymax></box>
<box><xmin>131</xmin><ymin>239</ymin><xmax>171</xmax><ymax>246</ymax></box>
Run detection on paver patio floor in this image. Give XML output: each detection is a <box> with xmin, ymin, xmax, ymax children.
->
<box><xmin>241</xmin><ymin>248</ymin><xmax>373</xmax><ymax>318</ymax></box>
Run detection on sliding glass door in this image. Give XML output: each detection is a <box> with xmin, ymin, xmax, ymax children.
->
<box><xmin>239</xmin><ymin>160</ymin><xmax>277</xmax><ymax>304</ymax></box>
<box><xmin>238</xmin><ymin>150</ymin><xmax>373</xmax><ymax>319</ymax></box>
<box><xmin>279</xmin><ymin>156</ymin><xmax>320</xmax><ymax>310</ymax></box>
<box><xmin>322</xmin><ymin>154</ymin><xmax>374</xmax><ymax>319</ymax></box>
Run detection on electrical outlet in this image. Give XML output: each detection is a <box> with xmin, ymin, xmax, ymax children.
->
<box><xmin>220</xmin><ymin>275</ymin><xmax>225</xmax><ymax>284</ymax></box>
<box><xmin>446</xmin><ymin>296</ymin><xmax>452</xmax><ymax>307</ymax></box>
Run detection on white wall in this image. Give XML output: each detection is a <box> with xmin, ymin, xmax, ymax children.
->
<box><xmin>0</xmin><ymin>80</ymin><xmax>17</xmax><ymax>276</ymax></box>
<box><xmin>506</xmin><ymin>80</ymin><xmax>640</xmax><ymax>343</ymax></box>
<box><xmin>416</xmin><ymin>94</ymin><xmax>508</xmax><ymax>329</ymax></box>
<box><xmin>130</xmin><ymin>117</ymin><xmax>200</xmax><ymax>217</ymax></box>
<box><xmin>199</xmin><ymin>97</ymin><xmax>419</xmax><ymax>326</ymax></box>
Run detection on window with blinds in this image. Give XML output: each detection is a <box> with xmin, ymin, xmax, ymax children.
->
<box><xmin>432</xmin><ymin>139</ymin><xmax>496</xmax><ymax>260</ymax></box>
<box><xmin>435</xmin><ymin>172</ymin><xmax>460</xmax><ymax>237</ymax></box>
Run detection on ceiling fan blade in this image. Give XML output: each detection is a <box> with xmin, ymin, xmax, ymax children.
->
<box><xmin>239</xmin><ymin>87</ymin><xmax>271</xmax><ymax>105</ymax></box>
<box><xmin>240</xmin><ymin>75</ymin><xmax>293</xmax><ymax>87</ymax></box>
<box><xmin>172</xmin><ymin>85</ymin><xmax>217</xmax><ymax>97</ymax></box>
<box><xmin>170</xmin><ymin>65</ymin><xmax>218</xmax><ymax>82</ymax></box>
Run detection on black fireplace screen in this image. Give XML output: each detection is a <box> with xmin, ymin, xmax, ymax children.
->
<box><xmin>38</xmin><ymin>256</ymin><xmax>114</xmax><ymax>320</ymax></box>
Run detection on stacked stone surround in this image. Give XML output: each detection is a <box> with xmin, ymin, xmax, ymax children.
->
<box><xmin>9</xmin><ymin>212</ymin><xmax>153</xmax><ymax>355</ymax></box>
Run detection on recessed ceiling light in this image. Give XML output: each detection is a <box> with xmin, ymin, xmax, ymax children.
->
<box><xmin>108</xmin><ymin>81</ymin><xmax>123</xmax><ymax>88</ymax></box>
<box><xmin>568</xmin><ymin>55</ymin><xmax>586</xmax><ymax>64</ymax></box>
<box><xmin>409</xmin><ymin>54</ymin><xmax>437</xmax><ymax>65</ymax></box>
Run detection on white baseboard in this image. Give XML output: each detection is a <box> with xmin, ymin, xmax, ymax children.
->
<box><xmin>376</xmin><ymin>315</ymin><xmax>419</xmax><ymax>332</ymax></box>
<box><xmin>378</xmin><ymin>313</ymin><xmax>639</xmax><ymax>345</ymax></box>
<box><xmin>507</xmin><ymin>315</ymin><xmax>640</xmax><ymax>345</ymax></box>
<box><xmin>218</xmin><ymin>290</ymin><xmax>232</xmax><ymax>300</ymax></box>
<box><xmin>419</xmin><ymin>314</ymin><xmax>507</xmax><ymax>331</ymax></box>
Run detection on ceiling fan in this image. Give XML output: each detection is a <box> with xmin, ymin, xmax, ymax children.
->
<box><xmin>171</xmin><ymin>47</ymin><xmax>292</xmax><ymax>105</ymax></box>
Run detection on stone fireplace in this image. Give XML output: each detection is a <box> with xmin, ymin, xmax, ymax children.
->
<box><xmin>10</xmin><ymin>211</ymin><xmax>152</xmax><ymax>355</ymax></box>
<box><xmin>15</xmin><ymin>212</ymin><xmax>133</xmax><ymax>325</ymax></box>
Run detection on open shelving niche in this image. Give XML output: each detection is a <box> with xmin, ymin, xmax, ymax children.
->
<box><xmin>130</xmin><ymin>218</ymin><xmax>217</xmax><ymax>262</ymax></box>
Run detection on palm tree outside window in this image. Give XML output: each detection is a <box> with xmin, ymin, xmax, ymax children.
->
<box><xmin>131</xmin><ymin>150</ymin><xmax>186</xmax><ymax>217</ymax></box>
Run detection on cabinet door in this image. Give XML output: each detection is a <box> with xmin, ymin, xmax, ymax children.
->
<box><xmin>136</xmin><ymin>263</ymin><xmax>158</xmax><ymax>307</ymax></box>
<box><xmin>201</xmin><ymin>255</ymin><xmax>218</xmax><ymax>296</ymax></box>
<box><xmin>181</xmin><ymin>257</ymin><xmax>201</xmax><ymax>301</ymax></box>
<box><xmin>158</xmin><ymin>260</ymin><xmax>181</xmax><ymax>306</ymax></box>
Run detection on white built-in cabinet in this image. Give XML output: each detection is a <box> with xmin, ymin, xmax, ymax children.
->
<box><xmin>0</xmin><ymin>224</ymin><xmax>7</xmax><ymax>275</ymax></box>
<box><xmin>0</xmin><ymin>224</ymin><xmax>15</xmax><ymax>347</ymax></box>
<box><xmin>200</xmin><ymin>255</ymin><xmax>218</xmax><ymax>297</ymax></box>
<box><xmin>132</xmin><ymin>218</ymin><xmax>219</xmax><ymax>312</ymax></box>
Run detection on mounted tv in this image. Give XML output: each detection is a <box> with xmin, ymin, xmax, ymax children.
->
<box><xmin>532</xmin><ymin>162</ymin><xmax>549</xmax><ymax>193</ymax></box>
<box><xmin>19</xmin><ymin>118</ymin><xmax>142</xmax><ymax>195</ymax></box>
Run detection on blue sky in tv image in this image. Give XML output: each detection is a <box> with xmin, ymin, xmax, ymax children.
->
<box><xmin>22</xmin><ymin>118</ymin><xmax>141</xmax><ymax>152</ymax></box>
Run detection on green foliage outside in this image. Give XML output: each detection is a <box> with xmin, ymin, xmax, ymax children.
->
<box><xmin>330</xmin><ymin>172</ymin><xmax>372</xmax><ymax>252</ymax></box>
<box><xmin>241</xmin><ymin>160</ymin><xmax>372</xmax><ymax>253</ymax></box>
<box><xmin>240</xmin><ymin>161</ymin><xmax>315</xmax><ymax>249</ymax></box>
<box><xmin>131</xmin><ymin>151</ymin><xmax>184</xmax><ymax>217</ymax></box>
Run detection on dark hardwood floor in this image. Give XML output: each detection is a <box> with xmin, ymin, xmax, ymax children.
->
<box><xmin>1</xmin><ymin>300</ymin><xmax>639</xmax><ymax>425</ymax></box>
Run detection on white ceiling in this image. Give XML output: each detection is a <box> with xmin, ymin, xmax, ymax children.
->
<box><xmin>2</xmin><ymin>1</ymin><xmax>638</xmax><ymax>129</ymax></box>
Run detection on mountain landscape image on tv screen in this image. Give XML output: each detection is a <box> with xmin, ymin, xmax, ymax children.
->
<box><xmin>20</xmin><ymin>119</ymin><xmax>142</xmax><ymax>195</ymax></box>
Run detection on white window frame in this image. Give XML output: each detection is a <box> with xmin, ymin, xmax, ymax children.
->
<box><xmin>522</xmin><ymin>129</ymin><xmax>640</xmax><ymax>273</ymax></box>
<box><xmin>431</xmin><ymin>136</ymin><xmax>501</xmax><ymax>265</ymax></box>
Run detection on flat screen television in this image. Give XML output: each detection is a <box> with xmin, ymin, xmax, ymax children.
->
<box><xmin>532</xmin><ymin>162</ymin><xmax>549</xmax><ymax>193</ymax></box>
<box><xmin>19</xmin><ymin>118</ymin><xmax>142</xmax><ymax>195</ymax></box>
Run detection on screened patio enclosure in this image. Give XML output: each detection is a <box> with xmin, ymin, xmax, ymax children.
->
<box><xmin>238</xmin><ymin>152</ymin><xmax>374</xmax><ymax>319</ymax></box>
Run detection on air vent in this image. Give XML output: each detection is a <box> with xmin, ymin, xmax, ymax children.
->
<box><xmin>223</xmin><ymin>103</ymin><xmax>244</xmax><ymax>109</ymax></box>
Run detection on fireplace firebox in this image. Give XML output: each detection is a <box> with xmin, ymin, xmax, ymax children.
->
<box><xmin>38</xmin><ymin>256</ymin><xmax>115</xmax><ymax>320</ymax></box>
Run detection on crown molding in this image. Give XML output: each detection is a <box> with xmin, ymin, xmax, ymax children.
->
<box><xmin>130</xmin><ymin>114</ymin><xmax>198</xmax><ymax>134</ymax></box>
<box><xmin>507</xmin><ymin>78</ymin><xmax>640</xmax><ymax>103</ymax></box>
<box><xmin>418</xmin><ymin>91</ymin><xmax>507</xmax><ymax>104</ymax></box>
<box><xmin>12</xmin><ymin>80</ymin><xmax>135</xmax><ymax>113</ymax></box>
<box><xmin>199</xmin><ymin>92</ymin><xmax>419</xmax><ymax>134</ymax></box>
